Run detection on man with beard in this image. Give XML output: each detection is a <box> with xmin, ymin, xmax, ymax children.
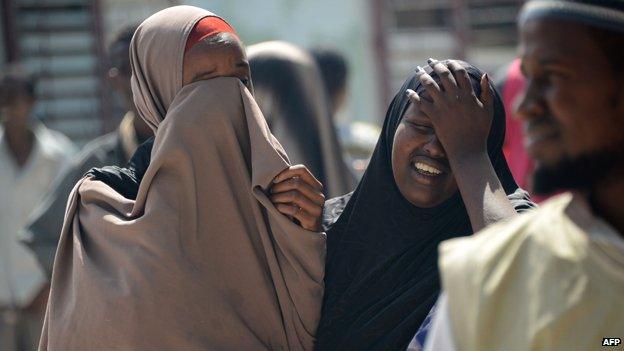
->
<box><xmin>419</xmin><ymin>1</ymin><xmax>624</xmax><ymax>350</ymax></box>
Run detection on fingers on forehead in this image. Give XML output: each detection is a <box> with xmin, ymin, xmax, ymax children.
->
<box><xmin>447</xmin><ymin>60</ymin><xmax>473</xmax><ymax>89</ymax></box>
<box><xmin>418</xmin><ymin>73</ymin><xmax>438</xmax><ymax>89</ymax></box>
<box><xmin>431</xmin><ymin>61</ymin><xmax>452</xmax><ymax>77</ymax></box>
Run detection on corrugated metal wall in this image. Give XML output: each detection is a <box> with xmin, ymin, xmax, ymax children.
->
<box><xmin>383</xmin><ymin>0</ymin><xmax>522</xmax><ymax>100</ymax></box>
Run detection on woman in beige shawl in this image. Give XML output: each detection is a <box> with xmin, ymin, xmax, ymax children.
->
<box><xmin>248</xmin><ymin>42</ymin><xmax>356</xmax><ymax>198</ymax></box>
<box><xmin>39</xmin><ymin>6</ymin><xmax>326</xmax><ymax>351</ymax></box>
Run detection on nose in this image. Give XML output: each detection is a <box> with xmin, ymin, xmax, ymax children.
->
<box><xmin>514</xmin><ymin>79</ymin><xmax>544</xmax><ymax>122</ymax></box>
<box><xmin>422</xmin><ymin>134</ymin><xmax>446</xmax><ymax>158</ymax></box>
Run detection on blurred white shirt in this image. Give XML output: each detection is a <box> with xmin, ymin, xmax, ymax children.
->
<box><xmin>0</xmin><ymin>123</ymin><xmax>76</xmax><ymax>308</ymax></box>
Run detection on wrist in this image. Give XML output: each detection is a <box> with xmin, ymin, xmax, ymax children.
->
<box><xmin>447</xmin><ymin>150</ymin><xmax>490</xmax><ymax>173</ymax></box>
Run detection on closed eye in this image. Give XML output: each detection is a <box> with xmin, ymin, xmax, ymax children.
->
<box><xmin>406</xmin><ymin>120</ymin><xmax>433</xmax><ymax>133</ymax></box>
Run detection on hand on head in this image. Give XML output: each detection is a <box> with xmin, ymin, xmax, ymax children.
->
<box><xmin>406</xmin><ymin>59</ymin><xmax>494</xmax><ymax>162</ymax></box>
<box><xmin>269</xmin><ymin>165</ymin><xmax>325</xmax><ymax>232</ymax></box>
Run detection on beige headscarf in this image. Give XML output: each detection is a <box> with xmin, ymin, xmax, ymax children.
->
<box><xmin>130</xmin><ymin>5</ymin><xmax>211</xmax><ymax>131</ymax></box>
<box><xmin>39</xmin><ymin>6</ymin><xmax>325</xmax><ymax>351</ymax></box>
<box><xmin>248</xmin><ymin>41</ymin><xmax>356</xmax><ymax>198</ymax></box>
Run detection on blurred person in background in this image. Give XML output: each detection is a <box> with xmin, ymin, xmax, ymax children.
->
<box><xmin>316</xmin><ymin>59</ymin><xmax>534</xmax><ymax>351</ymax></box>
<box><xmin>423</xmin><ymin>1</ymin><xmax>624</xmax><ymax>350</ymax></box>
<box><xmin>311</xmin><ymin>46</ymin><xmax>380</xmax><ymax>178</ymax></box>
<box><xmin>21</xmin><ymin>24</ymin><xmax>152</xmax><ymax>276</ymax></box>
<box><xmin>310</xmin><ymin>47</ymin><xmax>348</xmax><ymax>119</ymax></box>
<box><xmin>0</xmin><ymin>68</ymin><xmax>76</xmax><ymax>351</ymax></box>
<box><xmin>248</xmin><ymin>41</ymin><xmax>356</xmax><ymax>197</ymax></box>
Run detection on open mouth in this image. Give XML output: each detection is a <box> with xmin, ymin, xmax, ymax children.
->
<box><xmin>412</xmin><ymin>161</ymin><xmax>443</xmax><ymax>177</ymax></box>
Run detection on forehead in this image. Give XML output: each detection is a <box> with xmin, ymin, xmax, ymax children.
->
<box><xmin>187</xmin><ymin>38</ymin><xmax>245</xmax><ymax>61</ymax></box>
<box><xmin>402</xmin><ymin>101</ymin><xmax>429</xmax><ymax>120</ymax></box>
<box><xmin>519</xmin><ymin>18</ymin><xmax>599</xmax><ymax>66</ymax></box>
<box><xmin>110</xmin><ymin>43</ymin><xmax>130</xmax><ymax>60</ymax></box>
<box><xmin>194</xmin><ymin>33</ymin><xmax>243</xmax><ymax>51</ymax></box>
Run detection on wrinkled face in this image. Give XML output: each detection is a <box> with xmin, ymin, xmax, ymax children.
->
<box><xmin>182</xmin><ymin>33</ymin><xmax>252</xmax><ymax>91</ymax></box>
<box><xmin>517</xmin><ymin>19</ymin><xmax>624</xmax><ymax>172</ymax></box>
<box><xmin>391</xmin><ymin>100</ymin><xmax>458</xmax><ymax>208</ymax></box>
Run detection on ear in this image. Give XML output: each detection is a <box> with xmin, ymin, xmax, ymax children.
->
<box><xmin>107</xmin><ymin>67</ymin><xmax>129</xmax><ymax>91</ymax></box>
<box><xmin>106</xmin><ymin>67</ymin><xmax>119</xmax><ymax>85</ymax></box>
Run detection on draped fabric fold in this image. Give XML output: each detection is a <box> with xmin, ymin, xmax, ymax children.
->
<box><xmin>39</xmin><ymin>6</ymin><xmax>325</xmax><ymax>350</ymax></box>
<box><xmin>40</xmin><ymin>78</ymin><xmax>326</xmax><ymax>351</ymax></box>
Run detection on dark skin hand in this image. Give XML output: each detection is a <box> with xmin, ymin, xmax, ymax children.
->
<box><xmin>407</xmin><ymin>59</ymin><xmax>517</xmax><ymax>232</ymax></box>
<box><xmin>270</xmin><ymin>165</ymin><xmax>325</xmax><ymax>232</ymax></box>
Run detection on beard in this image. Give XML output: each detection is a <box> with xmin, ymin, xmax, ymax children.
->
<box><xmin>533</xmin><ymin>144</ymin><xmax>624</xmax><ymax>195</ymax></box>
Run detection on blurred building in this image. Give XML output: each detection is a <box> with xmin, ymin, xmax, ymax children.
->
<box><xmin>185</xmin><ymin>0</ymin><xmax>381</xmax><ymax>126</ymax></box>
<box><xmin>0</xmin><ymin>0</ymin><xmax>173</xmax><ymax>145</ymax></box>
<box><xmin>375</xmin><ymin>0</ymin><xmax>523</xmax><ymax>107</ymax></box>
<box><xmin>1</xmin><ymin>0</ymin><xmax>523</xmax><ymax>143</ymax></box>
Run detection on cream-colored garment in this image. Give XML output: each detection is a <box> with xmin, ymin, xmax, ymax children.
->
<box><xmin>0</xmin><ymin>123</ymin><xmax>75</xmax><ymax>308</ymax></box>
<box><xmin>439</xmin><ymin>192</ymin><xmax>624</xmax><ymax>351</ymax></box>
<box><xmin>39</xmin><ymin>5</ymin><xmax>326</xmax><ymax>350</ymax></box>
<box><xmin>247</xmin><ymin>41</ymin><xmax>356</xmax><ymax>198</ymax></box>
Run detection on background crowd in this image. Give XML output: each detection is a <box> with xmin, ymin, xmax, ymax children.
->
<box><xmin>1</xmin><ymin>0</ymin><xmax>621</xmax><ymax>350</ymax></box>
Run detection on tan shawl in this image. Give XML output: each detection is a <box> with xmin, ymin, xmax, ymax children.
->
<box><xmin>39</xmin><ymin>6</ymin><xmax>325</xmax><ymax>351</ymax></box>
<box><xmin>247</xmin><ymin>41</ymin><xmax>356</xmax><ymax>198</ymax></box>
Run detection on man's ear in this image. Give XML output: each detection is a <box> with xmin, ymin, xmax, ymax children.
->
<box><xmin>107</xmin><ymin>67</ymin><xmax>125</xmax><ymax>90</ymax></box>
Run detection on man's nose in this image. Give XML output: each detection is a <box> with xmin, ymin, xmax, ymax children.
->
<box><xmin>514</xmin><ymin>81</ymin><xmax>544</xmax><ymax>122</ymax></box>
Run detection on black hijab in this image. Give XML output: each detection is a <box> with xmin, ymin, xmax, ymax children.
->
<box><xmin>315</xmin><ymin>61</ymin><xmax>523</xmax><ymax>350</ymax></box>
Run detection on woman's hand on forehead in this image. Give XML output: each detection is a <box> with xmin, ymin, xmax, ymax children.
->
<box><xmin>406</xmin><ymin>59</ymin><xmax>493</xmax><ymax>161</ymax></box>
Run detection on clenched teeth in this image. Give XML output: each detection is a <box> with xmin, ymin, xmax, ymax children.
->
<box><xmin>414</xmin><ymin>162</ymin><xmax>442</xmax><ymax>175</ymax></box>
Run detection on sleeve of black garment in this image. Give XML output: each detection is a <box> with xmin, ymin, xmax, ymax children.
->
<box><xmin>87</xmin><ymin>137</ymin><xmax>154</xmax><ymax>200</ymax></box>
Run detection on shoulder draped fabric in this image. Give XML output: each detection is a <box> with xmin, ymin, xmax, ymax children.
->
<box><xmin>39</xmin><ymin>6</ymin><xmax>325</xmax><ymax>351</ymax></box>
<box><xmin>247</xmin><ymin>41</ymin><xmax>356</xmax><ymax>198</ymax></box>
<box><xmin>315</xmin><ymin>61</ymin><xmax>530</xmax><ymax>351</ymax></box>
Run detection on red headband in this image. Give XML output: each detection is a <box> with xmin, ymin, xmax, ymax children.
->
<box><xmin>185</xmin><ymin>16</ymin><xmax>238</xmax><ymax>52</ymax></box>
